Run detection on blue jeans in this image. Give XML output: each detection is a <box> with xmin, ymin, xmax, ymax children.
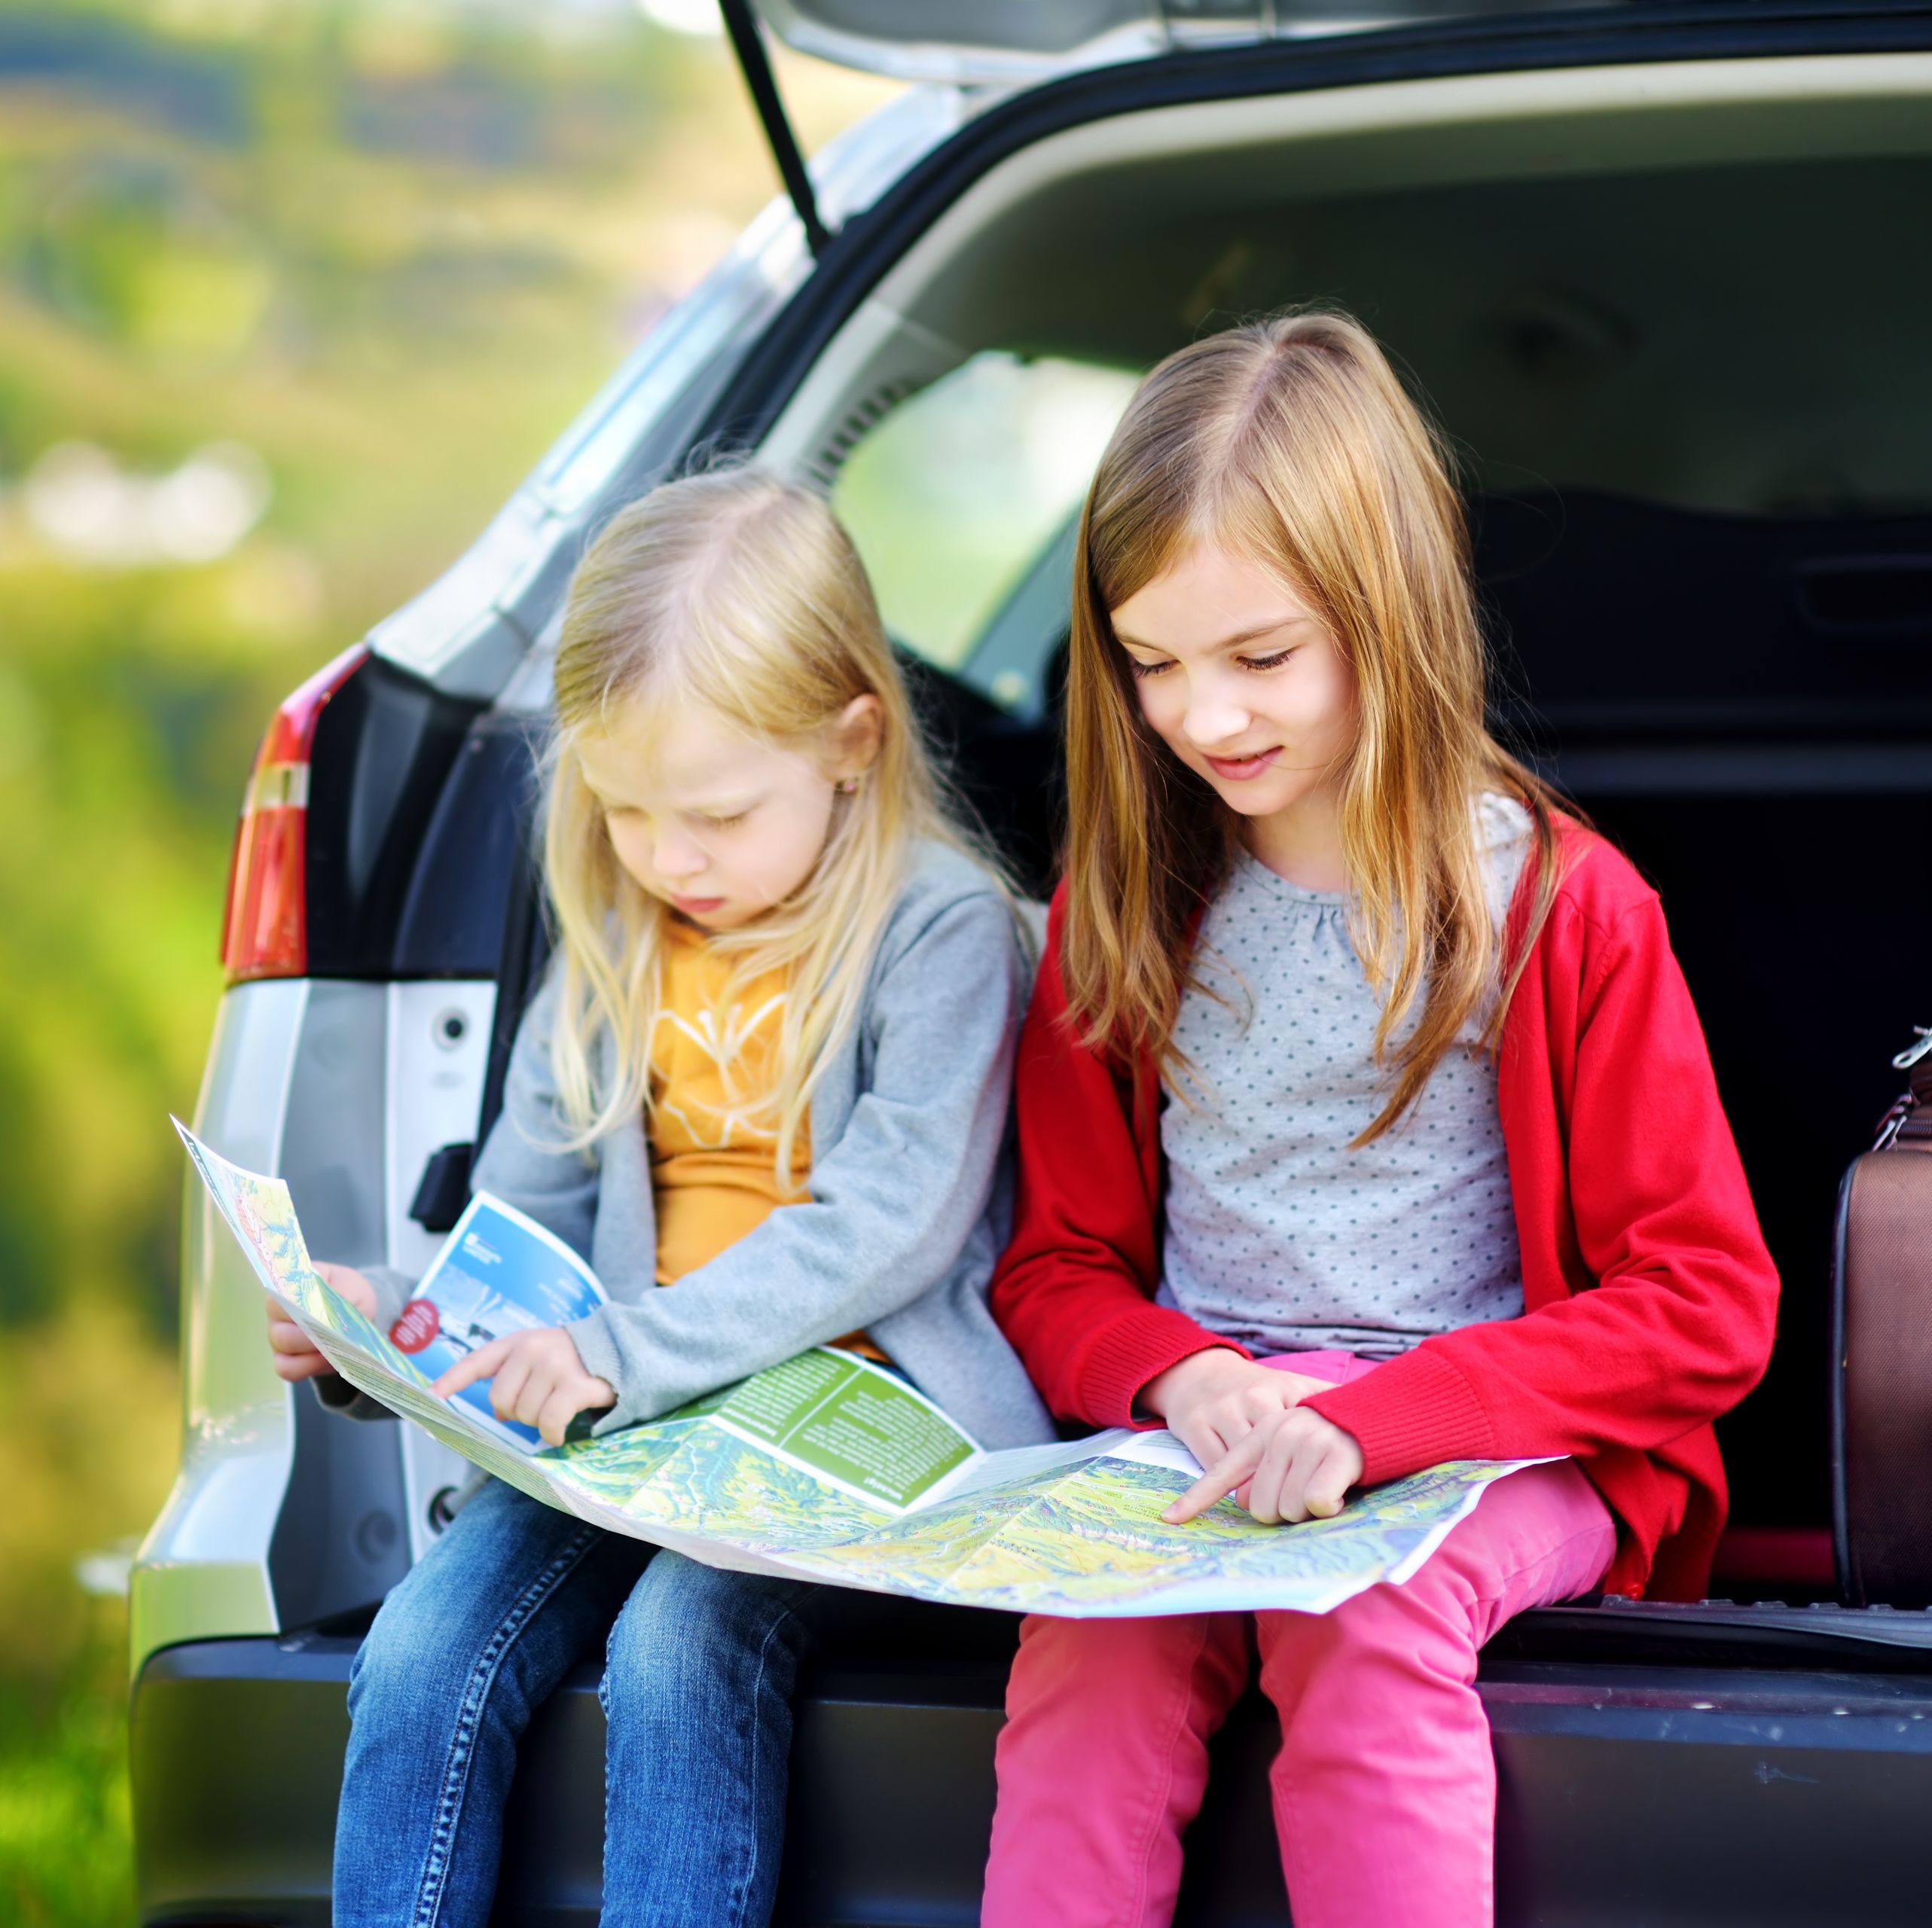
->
<box><xmin>333</xmin><ymin>1478</ymin><xmax>821</xmax><ymax>1927</ymax></box>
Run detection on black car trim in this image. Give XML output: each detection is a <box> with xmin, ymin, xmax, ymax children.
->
<box><xmin>721</xmin><ymin>0</ymin><xmax>832</xmax><ymax>256</ymax></box>
<box><xmin>700</xmin><ymin>0</ymin><xmax>1932</xmax><ymax>450</ymax></box>
<box><xmin>131</xmin><ymin>1630</ymin><xmax>1932</xmax><ymax>1926</ymax></box>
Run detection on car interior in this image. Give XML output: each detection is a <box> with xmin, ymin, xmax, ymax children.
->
<box><xmin>459</xmin><ymin>100</ymin><xmax>1932</xmax><ymax>1905</ymax></box>
<box><xmin>747</xmin><ymin>81</ymin><xmax>1932</xmax><ymax>1566</ymax></box>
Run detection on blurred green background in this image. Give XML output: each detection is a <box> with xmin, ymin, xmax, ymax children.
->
<box><xmin>0</xmin><ymin>3</ymin><xmax>893</xmax><ymax>1919</ymax></box>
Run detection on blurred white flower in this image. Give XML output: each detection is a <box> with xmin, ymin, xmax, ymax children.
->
<box><xmin>75</xmin><ymin>1538</ymin><xmax>140</xmax><ymax>1598</ymax></box>
<box><xmin>151</xmin><ymin>444</ymin><xmax>272</xmax><ymax>563</ymax></box>
<box><xmin>22</xmin><ymin>440</ymin><xmax>271</xmax><ymax>567</ymax></box>
<box><xmin>23</xmin><ymin>442</ymin><xmax>139</xmax><ymax>562</ymax></box>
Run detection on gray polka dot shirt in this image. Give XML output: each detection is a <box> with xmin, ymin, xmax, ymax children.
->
<box><xmin>1155</xmin><ymin>795</ymin><xmax>1531</xmax><ymax>1361</ymax></box>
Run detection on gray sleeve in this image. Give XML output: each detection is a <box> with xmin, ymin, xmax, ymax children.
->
<box><xmin>313</xmin><ymin>971</ymin><xmax>598</xmax><ymax>1421</ymax></box>
<box><xmin>466</xmin><ymin>969</ymin><xmax>602</xmax><ymax>1261</ymax></box>
<box><xmin>566</xmin><ymin>889</ymin><xmax>1026</xmax><ymax>1432</ymax></box>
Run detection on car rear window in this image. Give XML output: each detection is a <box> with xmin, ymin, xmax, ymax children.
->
<box><xmin>832</xmin><ymin>352</ymin><xmax>1137</xmax><ymax>685</ymax></box>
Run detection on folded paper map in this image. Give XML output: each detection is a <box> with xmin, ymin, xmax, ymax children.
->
<box><xmin>178</xmin><ymin>1120</ymin><xmax>1543</xmax><ymax>1618</ymax></box>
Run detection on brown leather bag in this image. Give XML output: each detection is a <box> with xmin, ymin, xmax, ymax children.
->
<box><xmin>1833</xmin><ymin>1028</ymin><xmax>1932</xmax><ymax>1607</ymax></box>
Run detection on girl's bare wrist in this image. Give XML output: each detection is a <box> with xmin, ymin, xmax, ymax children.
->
<box><xmin>1140</xmin><ymin>1344</ymin><xmax>1246</xmax><ymax>1422</ymax></box>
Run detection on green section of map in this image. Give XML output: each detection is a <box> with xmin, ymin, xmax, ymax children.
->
<box><xmin>709</xmin><ymin>1350</ymin><xmax>977</xmax><ymax>1511</ymax></box>
<box><xmin>179</xmin><ymin>1123</ymin><xmax>1540</xmax><ymax>1619</ymax></box>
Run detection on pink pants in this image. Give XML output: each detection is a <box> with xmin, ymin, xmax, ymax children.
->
<box><xmin>981</xmin><ymin>1353</ymin><xmax>1616</xmax><ymax>1928</ymax></box>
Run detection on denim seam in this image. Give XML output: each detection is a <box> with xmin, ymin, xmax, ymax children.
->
<box><xmin>722</xmin><ymin>1598</ymin><xmax>801</xmax><ymax>1928</ymax></box>
<box><xmin>407</xmin><ymin>1521</ymin><xmax>603</xmax><ymax>1928</ymax></box>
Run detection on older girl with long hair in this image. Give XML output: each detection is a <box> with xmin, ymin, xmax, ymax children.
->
<box><xmin>267</xmin><ymin>467</ymin><xmax>1051</xmax><ymax>1927</ymax></box>
<box><xmin>981</xmin><ymin>313</ymin><xmax>1778</xmax><ymax>1926</ymax></box>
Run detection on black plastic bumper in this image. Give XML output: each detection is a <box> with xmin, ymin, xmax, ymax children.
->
<box><xmin>134</xmin><ymin>1601</ymin><xmax>1932</xmax><ymax>1926</ymax></box>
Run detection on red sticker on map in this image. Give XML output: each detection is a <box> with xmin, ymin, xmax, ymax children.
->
<box><xmin>391</xmin><ymin>1298</ymin><xmax>441</xmax><ymax>1354</ymax></box>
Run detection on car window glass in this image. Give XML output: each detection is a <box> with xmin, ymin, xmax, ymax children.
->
<box><xmin>833</xmin><ymin>353</ymin><xmax>1137</xmax><ymax>713</ymax></box>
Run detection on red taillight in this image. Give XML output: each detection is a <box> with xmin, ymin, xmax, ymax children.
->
<box><xmin>220</xmin><ymin>642</ymin><xmax>367</xmax><ymax>983</ymax></box>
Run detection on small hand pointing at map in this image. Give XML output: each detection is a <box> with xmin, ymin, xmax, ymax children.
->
<box><xmin>1163</xmin><ymin>1405</ymin><xmax>1366</xmax><ymax>1527</ymax></box>
<box><xmin>432</xmin><ymin>1326</ymin><xmax>616</xmax><ymax>1448</ymax></box>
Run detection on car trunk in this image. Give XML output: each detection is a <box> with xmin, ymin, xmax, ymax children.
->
<box><xmin>745</xmin><ymin>67</ymin><xmax>1932</xmax><ymax>1551</ymax></box>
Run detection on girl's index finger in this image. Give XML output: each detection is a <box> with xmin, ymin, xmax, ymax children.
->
<box><xmin>430</xmin><ymin>1337</ymin><xmax>513</xmax><ymax>1402</ymax></box>
<box><xmin>1162</xmin><ymin>1434</ymin><xmax>1265</xmax><ymax>1524</ymax></box>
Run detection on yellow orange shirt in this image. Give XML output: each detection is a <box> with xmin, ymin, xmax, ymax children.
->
<box><xmin>649</xmin><ymin>920</ymin><xmax>884</xmax><ymax>1360</ymax></box>
<box><xmin>649</xmin><ymin>917</ymin><xmax>810</xmax><ymax>1285</ymax></box>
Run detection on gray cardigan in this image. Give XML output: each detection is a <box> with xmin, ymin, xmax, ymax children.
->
<box><xmin>333</xmin><ymin>840</ymin><xmax>1055</xmax><ymax>1451</ymax></box>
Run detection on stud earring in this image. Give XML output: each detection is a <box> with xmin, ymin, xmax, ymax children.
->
<box><xmin>837</xmin><ymin>776</ymin><xmax>860</xmax><ymax>795</ymax></box>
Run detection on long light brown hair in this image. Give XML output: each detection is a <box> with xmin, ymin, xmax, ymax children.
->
<box><xmin>1062</xmin><ymin>310</ymin><xmax>1568</xmax><ymax>1141</ymax></box>
<box><xmin>543</xmin><ymin>465</ymin><xmax>1000</xmax><ymax>1173</ymax></box>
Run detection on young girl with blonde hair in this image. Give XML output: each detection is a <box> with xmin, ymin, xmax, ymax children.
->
<box><xmin>265</xmin><ymin>465</ymin><xmax>1051</xmax><ymax>1927</ymax></box>
<box><xmin>981</xmin><ymin>311</ymin><xmax>1779</xmax><ymax>1926</ymax></box>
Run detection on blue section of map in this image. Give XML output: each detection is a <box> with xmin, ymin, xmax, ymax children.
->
<box><xmin>400</xmin><ymin>1199</ymin><xmax>606</xmax><ymax>1447</ymax></box>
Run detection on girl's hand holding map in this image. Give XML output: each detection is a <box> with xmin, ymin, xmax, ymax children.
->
<box><xmin>431</xmin><ymin>1325</ymin><xmax>615</xmax><ymax>1448</ymax></box>
<box><xmin>265</xmin><ymin>1261</ymin><xmax>376</xmax><ymax>1382</ymax></box>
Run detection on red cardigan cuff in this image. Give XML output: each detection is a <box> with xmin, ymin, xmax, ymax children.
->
<box><xmin>1301</xmin><ymin>1347</ymin><xmax>1496</xmax><ymax>1483</ymax></box>
<box><xmin>1069</xmin><ymin>1305</ymin><xmax>1251</xmax><ymax>1429</ymax></box>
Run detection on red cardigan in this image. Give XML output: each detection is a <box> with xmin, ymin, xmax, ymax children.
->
<box><xmin>988</xmin><ymin>828</ymin><xmax>1779</xmax><ymax>1601</ymax></box>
